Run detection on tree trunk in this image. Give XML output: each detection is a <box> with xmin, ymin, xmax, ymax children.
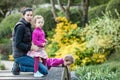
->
<box><xmin>82</xmin><ymin>0</ymin><xmax>89</xmax><ymax>27</ymax></box>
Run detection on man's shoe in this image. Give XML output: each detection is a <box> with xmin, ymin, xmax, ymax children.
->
<box><xmin>11</xmin><ymin>62</ymin><xmax>20</xmax><ymax>75</ymax></box>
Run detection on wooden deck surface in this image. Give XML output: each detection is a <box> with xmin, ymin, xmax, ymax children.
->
<box><xmin>0</xmin><ymin>70</ymin><xmax>46</xmax><ymax>80</ymax></box>
<box><xmin>0</xmin><ymin>67</ymin><xmax>70</xmax><ymax>80</ymax></box>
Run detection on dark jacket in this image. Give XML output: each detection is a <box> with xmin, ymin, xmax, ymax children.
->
<box><xmin>12</xmin><ymin>18</ymin><xmax>32</xmax><ymax>58</ymax></box>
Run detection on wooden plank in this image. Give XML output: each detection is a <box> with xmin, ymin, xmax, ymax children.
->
<box><xmin>0</xmin><ymin>72</ymin><xmax>33</xmax><ymax>77</ymax></box>
<box><xmin>0</xmin><ymin>67</ymin><xmax>70</xmax><ymax>80</ymax></box>
<box><xmin>46</xmin><ymin>67</ymin><xmax>70</xmax><ymax>80</ymax></box>
<box><xmin>0</xmin><ymin>76</ymin><xmax>46</xmax><ymax>80</ymax></box>
<box><xmin>0</xmin><ymin>70</ymin><xmax>46</xmax><ymax>80</ymax></box>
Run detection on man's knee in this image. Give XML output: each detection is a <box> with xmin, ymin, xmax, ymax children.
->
<box><xmin>43</xmin><ymin>69</ymin><xmax>48</xmax><ymax>75</ymax></box>
<box><xmin>40</xmin><ymin>67</ymin><xmax>48</xmax><ymax>75</ymax></box>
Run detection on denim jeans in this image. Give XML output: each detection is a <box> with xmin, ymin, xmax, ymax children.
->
<box><xmin>14</xmin><ymin>56</ymin><xmax>48</xmax><ymax>75</ymax></box>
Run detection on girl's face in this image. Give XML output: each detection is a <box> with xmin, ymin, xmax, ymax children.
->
<box><xmin>64</xmin><ymin>60</ymin><xmax>72</xmax><ymax>67</ymax></box>
<box><xmin>35</xmin><ymin>18</ymin><xmax>44</xmax><ymax>28</ymax></box>
<box><xmin>23</xmin><ymin>11</ymin><xmax>33</xmax><ymax>23</ymax></box>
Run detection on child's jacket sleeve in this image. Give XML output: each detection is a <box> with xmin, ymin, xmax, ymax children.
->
<box><xmin>47</xmin><ymin>58</ymin><xmax>64</xmax><ymax>69</ymax></box>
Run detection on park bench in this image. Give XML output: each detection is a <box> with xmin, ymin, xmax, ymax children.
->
<box><xmin>0</xmin><ymin>67</ymin><xmax>70</xmax><ymax>80</ymax></box>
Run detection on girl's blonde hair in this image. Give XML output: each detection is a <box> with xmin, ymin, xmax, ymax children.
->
<box><xmin>32</xmin><ymin>15</ymin><xmax>44</xmax><ymax>26</ymax></box>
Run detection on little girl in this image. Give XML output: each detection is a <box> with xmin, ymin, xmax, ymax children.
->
<box><xmin>42</xmin><ymin>54</ymin><xmax>74</xmax><ymax>70</ymax></box>
<box><xmin>27</xmin><ymin>15</ymin><xmax>48</xmax><ymax>77</ymax></box>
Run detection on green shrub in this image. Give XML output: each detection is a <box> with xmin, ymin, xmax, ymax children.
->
<box><xmin>70</xmin><ymin>8</ymin><xmax>82</xmax><ymax>27</ymax></box>
<box><xmin>90</xmin><ymin>0</ymin><xmax>110</xmax><ymax>7</ymax></box>
<box><xmin>0</xmin><ymin>55</ymin><xmax>5</xmax><ymax>70</ymax></box>
<box><xmin>86</xmin><ymin>13</ymin><xmax>120</xmax><ymax>56</ymax></box>
<box><xmin>0</xmin><ymin>16</ymin><xmax>4</xmax><ymax>22</ymax></box>
<box><xmin>0</xmin><ymin>13</ymin><xmax>21</xmax><ymax>40</ymax></box>
<box><xmin>108</xmin><ymin>46</ymin><xmax>120</xmax><ymax>61</ymax></box>
<box><xmin>0</xmin><ymin>63</ymin><xmax>5</xmax><ymax>70</ymax></box>
<box><xmin>106</xmin><ymin>0</ymin><xmax>120</xmax><ymax>18</ymax></box>
<box><xmin>34</xmin><ymin>7</ymin><xmax>56</xmax><ymax>37</ymax></box>
<box><xmin>0</xmin><ymin>39</ymin><xmax>12</xmax><ymax>60</ymax></box>
<box><xmin>89</xmin><ymin>4</ymin><xmax>107</xmax><ymax>20</ymax></box>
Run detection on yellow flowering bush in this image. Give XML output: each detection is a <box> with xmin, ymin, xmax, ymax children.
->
<box><xmin>46</xmin><ymin>17</ymin><xmax>111</xmax><ymax>69</ymax></box>
<box><xmin>91</xmin><ymin>53</ymin><xmax>106</xmax><ymax>63</ymax></box>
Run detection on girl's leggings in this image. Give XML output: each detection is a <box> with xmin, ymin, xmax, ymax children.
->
<box><xmin>34</xmin><ymin>57</ymin><xmax>39</xmax><ymax>73</ymax></box>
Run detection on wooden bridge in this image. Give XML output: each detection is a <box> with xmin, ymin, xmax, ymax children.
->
<box><xmin>0</xmin><ymin>67</ymin><xmax>70</xmax><ymax>80</ymax></box>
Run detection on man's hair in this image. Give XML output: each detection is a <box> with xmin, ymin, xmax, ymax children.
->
<box><xmin>21</xmin><ymin>7</ymin><xmax>33</xmax><ymax>15</ymax></box>
<box><xmin>64</xmin><ymin>54</ymin><xmax>74</xmax><ymax>64</ymax></box>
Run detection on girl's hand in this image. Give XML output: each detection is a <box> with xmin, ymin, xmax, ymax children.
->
<box><xmin>31</xmin><ymin>43</ymin><xmax>40</xmax><ymax>51</ymax></box>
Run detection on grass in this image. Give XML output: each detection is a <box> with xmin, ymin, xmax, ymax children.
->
<box><xmin>0</xmin><ymin>55</ymin><xmax>5</xmax><ymax>70</ymax></box>
<box><xmin>0</xmin><ymin>63</ymin><xmax>5</xmax><ymax>70</ymax></box>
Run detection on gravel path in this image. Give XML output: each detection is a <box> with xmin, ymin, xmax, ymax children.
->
<box><xmin>0</xmin><ymin>60</ymin><xmax>13</xmax><ymax>70</ymax></box>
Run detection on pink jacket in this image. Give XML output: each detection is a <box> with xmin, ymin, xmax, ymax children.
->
<box><xmin>43</xmin><ymin>58</ymin><xmax>64</xmax><ymax>70</ymax></box>
<box><xmin>32</xmin><ymin>27</ymin><xmax>46</xmax><ymax>48</ymax></box>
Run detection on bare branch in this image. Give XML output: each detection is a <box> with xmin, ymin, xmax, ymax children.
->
<box><xmin>0</xmin><ymin>10</ymin><xmax>4</xmax><ymax>16</ymax></box>
<box><xmin>66</xmin><ymin>0</ymin><xmax>71</xmax><ymax>10</ymax></box>
<box><xmin>57</xmin><ymin>0</ymin><xmax>65</xmax><ymax>12</ymax></box>
<box><xmin>50</xmin><ymin>0</ymin><xmax>58</xmax><ymax>22</ymax></box>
